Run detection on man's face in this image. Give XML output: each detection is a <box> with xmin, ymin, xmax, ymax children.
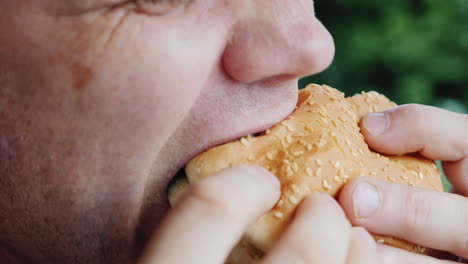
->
<box><xmin>0</xmin><ymin>0</ymin><xmax>333</xmax><ymax>263</ymax></box>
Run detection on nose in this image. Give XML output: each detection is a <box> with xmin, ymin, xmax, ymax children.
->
<box><xmin>222</xmin><ymin>0</ymin><xmax>335</xmax><ymax>84</ymax></box>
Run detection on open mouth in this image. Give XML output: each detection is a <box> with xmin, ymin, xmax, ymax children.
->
<box><xmin>165</xmin><ymin>132</ymin><xmax>265</xmax><ymax>205</ymax></box>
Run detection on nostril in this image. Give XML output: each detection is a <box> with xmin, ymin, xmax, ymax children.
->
<box><xmin>221</xmin><ymin>10</ymin><xmax>335</xmax><ymax>84</ymax></box>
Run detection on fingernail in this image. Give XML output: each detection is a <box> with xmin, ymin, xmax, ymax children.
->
<box><xmin>362</xmin><ymin>112</ymin><xmax>390</xmax><ymax>135</ymax></box>
<box><xmin>353</xmin><ymin>181</ymin><xmax>379</xmax><ymax>219</ymax></box>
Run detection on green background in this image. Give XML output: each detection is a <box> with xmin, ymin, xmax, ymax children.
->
<box><xmin>299</xmin><ymin>0</ymin><xmax>468</xmax><ymax>190</ymax></box>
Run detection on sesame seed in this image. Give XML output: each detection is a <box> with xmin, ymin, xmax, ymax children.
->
<box><xmin>247</xmin><ymin>155</ymin><xmax>255</xmax><ymax>161</ymax></box>
<box><xmin>306</xmin><ymin>144</ymin><xmax>313</xmax><ymax>151</ymax></box>
<box><xmin>377</xmin><ymin>239</ymin><xmax>385</xmax><ymax>244</ymax></box>
<box><xmin>333</xmin><ymin>161</ymin><xmax>341</xmax><ymax>168</ymax></box>
<box><xmin>277</xmin><ymin>200</ymin><xmax>284</xmax><ymax>207</ymax></box>
<box><xmin>289</xmin><ymin>196</ymin><xmax>299</xmax><ymax>204</ymax></box>
<box><xmin>286</xmin><ymin>135</ymin><xmax>293</xmax><ymax>143</ymax></box>
<box><xmin>273</xmin><ymin>211</ymin><xmax>284</xmax><ymax>219</ymax></box>
<box><xmin>240</xmin><ymin>138</ymin><xmax>249</xmax><ymax>146</ymax></box>
<box><xmin>292</xmin><ymin>162</ymin><xmax>299</xmax><ymax>172</ymax></box>
<box><xmin>266</xmin><ymin>153</ymin><xmax>274</xmax><ymax>161</ymax></box>
<box><xmin>410</xmin><ymin>171</ymin><xmax>418</xmax><ymax>177</ymax></box>
<box><xmin>409</xmin><ymin>181</ymin><xmax>415</xmax><ymax>187</ymax></box>
<box><xmin>315</xmin><ymin>159</ymin><xmax>324</xmax><ymax>166</ymax></box>
<box><xmin>283</xmin><ymin>159</ymin><xmax>291</xmax><ymax>164</ymax></box>
<box><xmin>319</xmin><ymin>111</ymin><xmax>327</xmax><ymax>118</ymax></box>
<box><xmin>339</xmin><ymin>169</ymin><xmax>345</xmax><ymax>177</ymax></box>
<box><xmin>306</xmin><ymin>167</ymin><xmax>313</xmax><ymax>177</ymax></box>
<box><xmin>289</xmin><ymin>116</ymin><xmax>296</xmax><ymax>119</ymax></box>
<box><xmin>291</xmin><ymin>184</ymin><xmax>300</xmax><ymax>194</ymax></box>
<box><xmin>333</xmin><ymin>176</ymin><xmax>342</xmax><ymax>183</ymax></box>
<box><xmin>331</xmin><ymin>120</ymin><xmax>338</xmax><ymax>127</ymax></box>
<box><xmin>314</xmin><ymin>142</ymin><xmax>325</xmax><ymax>148</ymax></box>
<box><xmin>418</xmin><ymin>172</ymin><xmax>424</xmax><ymax>180</ymax></box>
<box><xmin>322</xmin><ymin>179</ymin><xmax>331</xmax><ymax>190</ymax></box>
<box><xmin>286</xmin><ymin>126</ymin><xmax>294</xmax><ymax>132</ymax></box>
<box><xmin>304</xmin><ymin>186</ymin><xmax>311</xmax><ymax>192</ymax></box>
<box><xmin>315</xmin><ymin>168</ymin><xmax>322</xmax><ymax>177</ymax></box>
<box><xmin>400</xmin><ymin>175</ymin><xmax>408</xmax><ymax>180</ymax></box>
<box><xmin>307</xmin><ymin>101</ymin><xmax>314</xmax><ymax>106</ymax></box>
<box><xmin>291</xmin><ymin>150</ymin><xmax>305</xmax><ymax>157</ymax></box>
<box><xmin>265</xmin><ymin>129</ymin><xmax>271</xmax><ymax>135</ymax></box>
<box><xmin>305</xmin><ymin>125</ymin><xmax>314</xmax><ymax>133</ymax></box>
<box><xmin>370</xmin><ymin>171</ymin><xmax>377</xmax><ymax>176</ymax></box>
<box><xmin>386</xmin><ymin>176</ymin><xmax>396</xmax><ymax>183</ymax></box>
<box><xmin>298</xmin><ymin>140</ymin><xmax>307</xmax><ymax>146</ymax></box>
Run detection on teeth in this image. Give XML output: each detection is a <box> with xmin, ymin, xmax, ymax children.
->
<box><xmin>236</xmin><ymin>133</ymin><xmax>262</xmax><ymax>142</ymax></box>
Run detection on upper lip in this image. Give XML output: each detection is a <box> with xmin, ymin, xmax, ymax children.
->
<box><xmin>168</xmin><ymin>79</ymin><xmax>299</xmax><ymax>183</ymax></box>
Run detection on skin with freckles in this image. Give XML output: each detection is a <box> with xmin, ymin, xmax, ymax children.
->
<box><xmin>1</xmin><ymin>0</ymin><xmax>467</xmax><ymax>264</ymax></box>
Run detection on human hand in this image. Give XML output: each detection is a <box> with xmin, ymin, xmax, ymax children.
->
<box><xmin>138</xmin><ymin>165</ymin><xmax>383</xmax><ymax>264</ymax></box>
<box><xmin>339</xmin><ymin>104</ymin><xmax>468</xmax><ymax>263</ymax></box>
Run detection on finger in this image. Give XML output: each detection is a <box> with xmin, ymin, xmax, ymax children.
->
<box><xmin>444</xmin><ymin>157</ymin><xmax>468</xmax><ymax>196</ymax></box>
<box><xmin>339</xmin><ymin>178</ymin><xmax>468</xmax><ymax>259</ymax></box>
<box><xmin>360</xmin><ymin>104</ymin><xmax>468</xmax><ymax>161</ymax></box>
<box><xmin>139</xmin><ymin>165</ymin><xmax>281</xmax><ymax>264</ymax></box>
<box><xmin>261</xmin><ymin>193</ymin><xmax>352</xmax><ymax>264</ymax></box>
<box><xmin>378</xmin><ymin>244</ymin><xmax>458</xmax><ymax>264</ymax></box>
<box><xmin>346</xmin><ymin>227</ymin><xmax>379</xmax><ymax>264</ymax></box>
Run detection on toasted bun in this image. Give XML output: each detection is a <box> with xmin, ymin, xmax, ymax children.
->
<box><xmin>176</xmin><ymin>84</ymin><xmax>443</xmax><ymax>263</ymax></box>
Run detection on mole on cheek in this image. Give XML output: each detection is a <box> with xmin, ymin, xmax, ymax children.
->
<box><xmin>70</xmin><ymin>62</ymin><xmax>94</xmax><ymax>91</ymax></box>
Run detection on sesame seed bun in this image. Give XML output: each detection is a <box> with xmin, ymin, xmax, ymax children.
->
<box><xmin>171</xmin><ymin>84</ymin><xmax>443</xmax><ymax>263</ymax></box>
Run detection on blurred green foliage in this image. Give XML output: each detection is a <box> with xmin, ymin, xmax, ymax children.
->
<box><xmin>300</xmin><ymin>0</ymin><xmax>468</xmax><ymax>113</ymax></box>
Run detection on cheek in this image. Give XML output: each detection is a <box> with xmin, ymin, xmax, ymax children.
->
<box><xmin>86</xmin><ymin>12</ymin><xmax>229</xmax><ymax>144</ymax></box>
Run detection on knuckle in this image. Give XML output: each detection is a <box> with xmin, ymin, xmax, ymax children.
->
<box><xmin>402</xmin><ymin>190</ymin><xmax>431</xmax><ymax>234</ymax></box>
<box><xmin>298</xmin><ymin>194</ymin><xmax>342</xmax><ymax>218</ymax></box>
<box><xmin>188</xmin><ymin>179</ymin><xmax>240</xmax><ymax>219</ymax></box>
<box><xmin>399</xmin><ymin>104</ymin><xmax>427</xmax><ymax>130</ymax></box>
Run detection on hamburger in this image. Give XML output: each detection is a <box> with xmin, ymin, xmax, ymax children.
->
<box><xmin>168</xmin><ymin>84</ymin><xmax>443</xmax><ymax>263</ymax></box>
